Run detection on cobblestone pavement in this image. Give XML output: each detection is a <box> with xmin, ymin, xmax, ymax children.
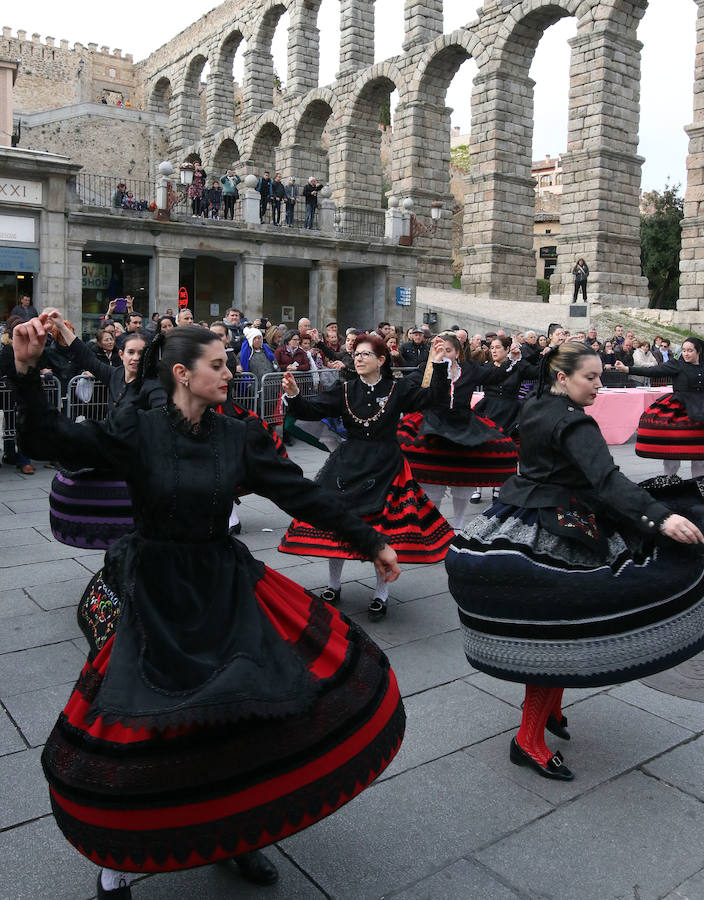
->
<box><xmin>2</xmin><ymin>441</ymin><xmax>704</xmax><ymax>900</ymax></box>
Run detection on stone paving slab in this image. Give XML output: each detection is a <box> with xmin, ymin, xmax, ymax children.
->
<box><xmin>662</xmin><ymin>868</ymin><xmax>704</xmax><ymax>900</ymax></box>
<box><xmin>356</xmin><ymin>589</ymin><xmax>459</xmax><ymax>648</ymax></box>
<box><xmin>0</xmin><ymin>747</ymin><xmax>50</xmax><ymax>829</ymax></box>
<box><xmin>3</xmin><ymin>680</ymin><xmax>74</xmax><ymax>747</ymax></box>
<box><xmin>384</xmin><ymin>858</ymin><xmax>521</xmax><ymax>900</ymax></box>
<box><xmin>609</xmin><ymin>680</ymin><xmax>704</xmax><ymax>733</ymax></box>
<box><xmin>0</xmin><ymin>543</ymin><xmax>103</xmax><ymax>569</ymax></box>
<box><xmin>475</xmin><ymin>771</ymin><xmax>704</xmax><ymax>900</ymax></box>
<box><xmin>465</xmin><ymin>693</ymin><xmax>694</xmax><ymax>805</ymax></box>
<box><xmin>2</xmin><ymin>497</ymin><xmax>55</xmax><ymax>514</ymax></box>
<box><xmin>0</xmin><ymin>706</ymin><xmax>26</xmax><ymax>756</ymax></box>
<box><xmin>360</xmin><ymin>562</ymin><xmax>450</xmax><ymax>604</ymax></box>
<box><xmin>386</xmin><ymin>629</ymin><xmax>474</xmax><ymax>697</ymax></box>
<box><xmin>0</xmin><ymin>606</ymin><xmax>82</xmax><ymax>654</ymax></box>
<box><xmin>0</xmin><ymin>557</ymin><xmax>91</xmax><ymax>591</ymax></box>
<box><xmin>0</xmin><ymin>640</ymin><xmax>84</xmax><ymax>696</ymax></box>
<box><xmin>379</xmin><ymin>680</ymin><xmax>519</xmax><ymax>781</ymax></box>
<box><xmin>282</xmin><ymin>751</ymin><xmax>551</xmax><ymax>900</ymax></box>
<box><xmin>465</xmin><ymin>671</ymin><xmax>607</xmax><ymax>711</ymax></box>
<box><xmin>25</xmin><ymin>576</ymin><xmax>90</xmax><ymax>610</ymax></box>
<box><xmin>0</xmin><ymin>588</ymin><xmax>39</xmax><ymax>619</ymax></box>
<box><xmin>0</xmin><ymin>511</ymin><xmax>57</xmax><ymax>531</ymax></box>
<box><xmin>643</xmin><ymin>733</ymin><xmax>704</xmax><ymax>802</ymax></box>
<box><xmin>0</xmin><ymin>527</ymin><xmax>52</xmax><ymax>549</ymax></box>
<box><xmin>0</xmin><ymin>815</ymin><xmax>102</xmax><ymax>900</ymax></box>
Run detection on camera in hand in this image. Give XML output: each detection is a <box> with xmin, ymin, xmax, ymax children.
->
<box><xmin>114</xmin><ymin>298</ymin><xmax>127</xmax><ymax>314</ymax></box>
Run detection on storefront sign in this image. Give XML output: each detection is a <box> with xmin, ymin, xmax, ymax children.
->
<box><xmin>178</xmin><ymin>287</ymin><xmax>189</xmax><ymax>309</ymax></box>
<box><xmin>396</xmin><ymin>286</ymin><xmax>412</xmax><ymax>306</ymax></box>
<box><xmin>0</xmin><ymin>178</ymin><xmax>42</xmax><ymax>206</ymax></box>
<box><xmin>82</xmin><ymin>263</ymin><xmax>112</xmax><ymax>290</ymax></box>
<box><xmin>539</xmin><ymin>246</ymin><xmax>558</xmax><ymax>259</ymax></box>
<box><xmin>0</xmin><ymin>214</ymin><xmax>36</xmax><ymax>243</ymax></box>
<box><xmin>0</xmin><ymin>246</ymin><xmax>40</xmax><ymax>272</ymax></box>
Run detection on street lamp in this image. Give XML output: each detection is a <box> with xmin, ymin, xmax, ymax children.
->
<box><xmin>180</xmin><ymin>163</ymin><xmax>195</xmax><ymax>186</ymax></box>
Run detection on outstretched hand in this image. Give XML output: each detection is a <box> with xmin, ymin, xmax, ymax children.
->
<box><xmin>373</xmin><ymin>544</ymin><xmax>401</xmax><ymax>583</ymax></box>
<box><xmin>282</xmin><ymin>371</ymin><xmax>298</xmax><ymax>396</ymax></box>
<box><xmin>12</xmin><ymin>313</ymin><xmax>54</xmax><ymax>374</ymax></box>
<box><xmin>614</xmin><ymin>360</ymin><xmax>628</xmax><ymax>372</ymax></box>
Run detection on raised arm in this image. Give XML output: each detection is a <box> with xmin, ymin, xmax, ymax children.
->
<box><xmin>242</xmin><ymin>417</ymin><xmax>399</xmax><ymax>580</ymax></box>
<box><xmin>281</xmin><ymin>374</ymin><xmax>344</xmax><ymax>420</ymax></box>
<box><xmin>615</xmin><ymin>358</ymin><xmax>678</xmax><ymax>379</ymax></box>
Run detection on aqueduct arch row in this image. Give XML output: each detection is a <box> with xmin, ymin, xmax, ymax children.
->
<box><xmin>136</xmin><ymin>0</ymin><xmax>704</xmax><ymax>317</ymax></box>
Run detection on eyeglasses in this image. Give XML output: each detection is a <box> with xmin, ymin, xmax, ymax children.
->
<box><xmin>353</xmin><ymin>351</ymin><xmax>375</xmax><ymax>360</ymax></box>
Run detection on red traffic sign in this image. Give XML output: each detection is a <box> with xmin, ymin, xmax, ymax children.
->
<box><xmin>178</xmin><ymin>287</ymin><xmax>189</xmax><ymax>308</ymax></box>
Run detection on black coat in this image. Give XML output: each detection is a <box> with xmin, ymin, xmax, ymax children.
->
<box><xmin>400</xmin><ymin>340</ymin><xmax>429</xmax><ymax>368</ymax></box>
<box><xmin>500</xmin><ymin>392</ymin><xmax>669</xmax><ymax>534</ymax></box>
<box><xmin>473</xmin><ymin>358</ymin><xmax>538</xmax><ymax>434</ymax></box>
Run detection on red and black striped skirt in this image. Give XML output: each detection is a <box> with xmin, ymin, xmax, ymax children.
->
<box><xmin>397</xmin><ymin>412</ymin><xmax>519</xmax><ymax>486</ymax></box>
<box><xmin>279</xmin><ymin>458</ymin><xmax>454</xmax><ymax>563</ymax></box>
<box><xmin>41</xmin><ymin>567</ymin><xmax>405</xmax><ymax>873</ymax></box>
<box><xmin>636</xmin><ymin>394</ymin><xmax>704</xmax><ymax>460</ymax></box>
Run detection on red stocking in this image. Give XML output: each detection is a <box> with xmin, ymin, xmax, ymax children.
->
<box><xmin>551</xmin><ymin>688</ymin><xmax>565</xmax><ymax>723</ymax></box>
<box><xmin>516</xmin><ymin>685</ymin><xmax>562</xmax><ymax>764</ymax></box>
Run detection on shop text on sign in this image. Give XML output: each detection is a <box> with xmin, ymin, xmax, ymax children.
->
<box><xmin>0</xmin><ymin>179</ymin><xmax>42</xmax><ymax>206</ymax></box>
<box><xmin>82</xmin><ymin>263</ymin><xmax>112</xmax><ymax>290</ymax></box>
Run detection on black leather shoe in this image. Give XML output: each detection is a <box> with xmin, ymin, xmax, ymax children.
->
<box><xmin>320</xmin><ymin>587</ymin><xmax>341</xmax><ymax>605</ymax></box>
<box><xmin>368</xmin><ymin>597</ymin><xmax>387</xmax><ymax>621</ymax></box>
<box><xmin>546</xmin><ymin>713</ymin><xmax>570</xmax><ymax>740</ymax></box>
<box><xmin>234</xmin><ymin>850</ymin><xmax>279</xmax><ymax>885</ymax></box>
<box><xmin>97</xmin><ymin>873</ymin><xmax>132</xmax><ymax>899</ymax></box>
<box><xmin>228</xmin><ymin>522</ymin><xmax>242</xmax><ymax>535</ymax></box>
<box><xmin>509</xmin><ymin>737</ymin><xmax>574</xmax><ymax>781</ymax></box>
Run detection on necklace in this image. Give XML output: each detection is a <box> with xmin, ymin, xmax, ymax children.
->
<box><xmin>344</xmin><ymin>380</ymin><xmax>395</xmax><ymax>428</ymax></box>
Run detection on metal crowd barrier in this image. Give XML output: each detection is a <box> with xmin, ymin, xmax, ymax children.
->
<box><xmin>259</xmin><ymin>369</ymin><xmax>343</xmax><ymax>426</ymax></box>
<box><xmin>0</xmin><ymin>375</ymin><xmax>62</xmax><ymax>440</ymax></box>
<box><xmin>65</xmin><ymin>375</ymin><xmax>112</xmax><ymax>422</ymax></box>
<box><xmin>228</xmin><ymin>373</ymin><xmax>259</xmax><ymax>411</ymax></box>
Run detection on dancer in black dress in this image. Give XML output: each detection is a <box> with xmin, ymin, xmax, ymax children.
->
<box><xmin>447</xmin><ymin>342</ymin><xmax>704</xmax><ymax>781</ymax></box>
<box><xmin>397</xmin><ymin>331</ymin><xmax>518</xmax><ymax>523</ymax></box>
<box><xmin>616</xmin><ymin>337</ymin><xmax>704</xmax><ymax>479</ymax></box>
<box><xmin>11</xmin><ymin>312</ymin><xmax>405</xmax><ymax>899</ymax></box>
<box><xmin>279</xmin><ymin>333</ymin><xmax>454</xmax><ymax>620</ymax></box>
<box><xmin>473</xmin><ymin>336</ymin><xmax>538</xmax><ymax>438</ymax></box>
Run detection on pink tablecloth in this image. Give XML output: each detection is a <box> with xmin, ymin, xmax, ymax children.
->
<box><xmin>471</xmin><ymin>387</ymin><xmax>671</xmax><ymax>445</ymax></box>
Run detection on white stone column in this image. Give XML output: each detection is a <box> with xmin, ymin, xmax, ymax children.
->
<box><xmin>240</xmin><ymin>254</ymin><xmax>265</xmax><ymax>321</ymax></box>
<box><xmin>288</xmin><ymin>0</ymin><xmax>321</xmax><ymax>95</ymax></box>
<box><xmin>678</xmin><ymin>0</ymin><xmax>704</xmax><ymax>323</ymax></box>
<box><xmin>337</xmin><ymin>0</ymin><xmax>374</xmax><ymax>78</ymax></box>
<box><xmin>0</xmin><ymin>59</ymin><xmax>19</xmax><ymax>147</ymax></box>
<box><xmin>65</xmin><ymin>241</ymin><xmax>84</xmax><ymax>326</ymax></box>
<box><xmin>153</xmin><ymin>248</ymin><xmax>181</xmax><ymax>313</ymax></box>
<box><xmin>242</xmin><ymin>174</ymin><xmax>262</xmax><ymax>225</ymax></box>
<box><xmin>402</xmin><ymin>0</ymin><xmax>442</xmax><ymax>52</ymax></box>
<box><xmin>385</xmin><ymin>197</ymin><xmax>404</xmax><ymax>241</ymax></box>
<box><xmin>318</xmin><ymin>187</ymin><xmax>335</xmax><ymax>233</ymax></box>
<box><xmin>313</xmin><ymin>260</ymin><xmax>339</xmax><ymax>327</ymax></box>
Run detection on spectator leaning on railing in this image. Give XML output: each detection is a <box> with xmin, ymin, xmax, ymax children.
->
<box><xmin>237</xmin><ymin>327</ymin><xmax>278</xmax><ymax>379</ymax></box>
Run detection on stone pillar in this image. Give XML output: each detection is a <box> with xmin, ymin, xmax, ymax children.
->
<box><xmin>170</xmin><ymin>89</ymin><xmax>201</xmax><ymax>157</ymax></box>
<box><xmin>385</xmin><ymin>197</ymin><xmax>404</xmax><ymax>240</ymax></box>
<box><xmin>153</xmin><ymin>248</ymin><xmax>181</xmax><ymax>313</ymax></box>
<box><xmin>241</xmin><ymin>48</ymin><xmax>274</xmax><ymax>117</ymax></box>
<box><xmin>204</xmin><ymin>69</ymin><xmax>232</xmax><ymax>135</ymax></box>
<box><xmin>239</xmin><ymin>254</ymin><xmax>265</xmax><ymax>321</ymax></box>
<box><xmin>65</xmin><ymin>241</ymin><xmax>84</xmax><ymax>326</ymax></box>
<box><xmin>318</xmin><ymin>188</ymin><xmax>335</xmax><ymax>233</ymax></box>
<box><xmin>288</xmin><ymin>1</ymin><xmax>320</xmax><ymax>95</ymax></box>
<box><xmin>461</xmin><ymin>70</ymin><xmax>537</xmax><ymax>300</ymax></box>
<box><xmin>242</xmin><ymin>174</ymin><xmax>262</xmax><ymax>224</ymax></box>
<box><xmin>387</xmin><ymin>268</ymin><xmax>417</xmax><ymax>331</ymax></box>
<box><xmin>314</xmin><ymin>260</ymin><xmax>339</xmax><ymax>327</ymax></box>
<box><xmin>39</xmin><ymin>176</ymin><xmax>71</xmax><ymax>311</ymax></box>
<box><xmin>337</xmin><ymin>0</ymin><xmax>374</xmax><ymax>78</ymax></box>
<box><xmin>332</xmin><ymin>123</ymin><xmax>383</xmax><ymax>210</ymax></box>
<box><xmin>679</xmin><ymin>0</ymin><xmax>704</xmax><ymax>321</ymax></box>
<box><xmin>402</xmin><ymin>0</ymin><xmax>442</xmax><ymax>52</ymax></box>
<box><xmin>549</xmin><ymin>25</ymin><xmax>649</xmax><ymax>308</ymax></box>
<box><xmin>308</xmin><ymin>266</ymin><xmax>320</xmax><ymax>328</ymax></box>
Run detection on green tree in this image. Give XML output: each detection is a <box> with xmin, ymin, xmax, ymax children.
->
<box><xmin>641</xmin><ymin>183</ymin><xmax>684</xmax><ymax>309</ymax></box>
<box><xmin>450</xmin><ymin>144</ymin><xmax>470</xmax><ymax>173</ymax></box>
<box><xmin>378</xmin><ymin>97</ymin><xmax>391</xmax><ymax>127</ymax></box>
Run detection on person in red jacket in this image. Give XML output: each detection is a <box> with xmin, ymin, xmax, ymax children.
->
<box><xmin>274</xmin><ymin>330</ymin><xmax>311</xmax><ymax>372</ymax></box>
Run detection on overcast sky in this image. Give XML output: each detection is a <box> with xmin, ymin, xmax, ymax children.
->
<box><xmin>4</xmin><ymin>0</ymin><xmax>694</xmax><ymax>191</ymax></box>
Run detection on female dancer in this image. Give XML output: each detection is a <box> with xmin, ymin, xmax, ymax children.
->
<box><xmin>473</xmin><ymin>335</ymin><xmax>538</xmax><ymax>438</ymax></box>
<box><xmin>397</xmin><ymin>331</ymin><xmax>519</xmax><ymax>527</ymax></box>
<box><xmin>11</xmin><ymin>313</ymin><xmax>404</xmax><ymax>900</ymax></box>
<box><xmin>279</xmin><ymin>333</ymin><xmax>454</xmax><ymax>620</ymax></box>
<box><xmin>447</xmin><ymin>342</ymin><xmax>704</xmax><ymax>781</ymax></box>
<box><xmin>48</xmin><ymin>326</ymin><xmax>163</xmax><ymax>548</ymax></box>
<box><xmin>616</xmin><ymin>337</ymin><xmax>704</xmax><ymax>479</ymax></box>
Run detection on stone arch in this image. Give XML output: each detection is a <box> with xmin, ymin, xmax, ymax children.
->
<box><xmin>343</xmin><ymin>61</ymin><xmax>406</xmax><ymax>127</ymax></box>
<box><xmin>242</xmin><ymin>0</ymin><xmax>291</xmax><ymax>115</ymax></box>
<box><xmin>170</xmin><ymin>51</ymin><xmax>211</xmax><ymax>150</ymax></box>
<box><xmin>293</xmin><ymin>94</ymin><xmax>334</xmax><ymax>183</ymax></box>
<box><xmin>413</xmin><ymin>30</ymin><xmax>486</xmax><ymax>101</ymax></box>
<box><xmin>148</xmin><ymin>76</ymin><xmax>173</xmax><ymax>115</ymax></box>
<box><xmin>248</xmin><ymin>121</ymin><xmax>283</xmax><ymax>176</ymax></box>
<box><xmin>208</xmin><ymin>25</ymin><xmax>251</xmax><ymax>132</ymax></box>
<box><xmin>491</xmin><ymin>1</ymin><xmax>581</xmax><ymax>75</ymax></box>
<box><xmin>211</xmin><ymin>138</ymin><xmax>241</xmax><ymax>174</ymax></box>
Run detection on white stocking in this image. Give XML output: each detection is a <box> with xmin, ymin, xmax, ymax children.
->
<box><xmin>421</xmin><ymin>482</ymin><xmax>445</xmax><ymax>507</ymax></box>
<box><xmin>451</xmin><ymin>486</ymin><xmax>472</xmax><ymax>531</ymax></box>
<box><xmin>328</xmin><ymin>557</ymin><xmax>345</xmax><ymax>591</ymax></box>
<box><xmin>374</xmin><ymin>569</ymin><xmax>389</xmax><ymax>602</ymax></box>
<box><xmin>663</xmin><ymin>459</ymin><xmax>681</xmax><ymax>477</ymax></box>
<box><xmin>228</xmin><ymin>503</ymin><xmax>240</xmax><ymax>529</ymax></box>
<box><xmin>101</xmin><ymin>869</ymin><xmax>134</xmax><ymax>891</ymax></box>
<box><xmin>692</xmin><ymin>460</ymin><xmax>704</xmax><ymax>479</ymax></box>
